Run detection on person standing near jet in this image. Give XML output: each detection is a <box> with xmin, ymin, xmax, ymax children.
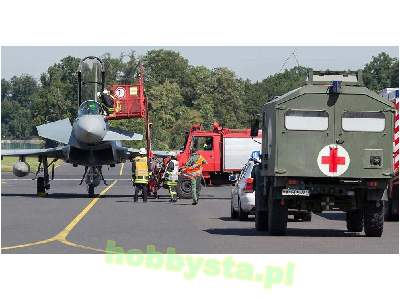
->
<box><xmin>163</xmin><ymin>152</ymin><xmax>179</xmax><ymax>202</ymax></box>
<box><xmin>132</xmin><ymin>148</ymin><xmax>149</xmax><ymax>202</ymax></box>
<box><xmin>97</xmin><ymin>89</ymin><xmax>115</xmax><ymax>115</ymax></box>
<box><xmin>181</xmin><ymin>151</ymin><xmax>207</xmax><ymax>205</ymax></box>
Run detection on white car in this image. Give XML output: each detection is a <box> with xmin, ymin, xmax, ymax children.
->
<box><xmin>231</xmin><ymin>160</ymin><xmax>257</xmax><ymax>220</ymax></box>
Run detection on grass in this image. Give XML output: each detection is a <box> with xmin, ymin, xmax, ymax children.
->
<box><xmin>1</xmin><ymin>156</ymin><xmax>63</xmax><ymax>172</ymax></box>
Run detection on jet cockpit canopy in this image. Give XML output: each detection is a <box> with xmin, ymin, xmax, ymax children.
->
<box><xmin>78</xmin><ymin>100</ymin><xmax>102</xmax><ymax>116</ymax></box>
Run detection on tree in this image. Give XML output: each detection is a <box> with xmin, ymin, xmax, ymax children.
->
<box><xmin>181</xmin><ymin>65</ymin><xmax>213</xmax><ymax>106</ymax></box>
<box><xmin>363</xmin><ymin>52</ymin><xmax>399</xmax><ymax>92</ymax></box>
<box><xmin>119</xmin><ymin>50</ymin><xmax>139</xmax><ymax>84</ymax></box>
<box><xmin>1</xmin><ymin>79</ymin><xmax>11</xmax><ymax>101</ymax></box>
<box><xmin>1</xmin><ymin>99</ymin><xmax>33</xmax><ymax>138</ymax></box>
<box><xmin>147</xmin><ymin>81</ymin><xmax>185</xmax><ymax>149</ymax></box>
<box><xmin>142</xmin><ymin>49</ymin><xmax>189</xmax><ymax>88</ymax></box>
<box><xmin>208</xmin><ymin>67</ymin><xmax>246</xmax><ymax>128</ymax></box>
<box><xmin>1</xmin><ymin>75</ymin><xmax>38</xmax><ymax>138</ymax></box>
<box><xmin>8</xmin><ymin>74</ymin><xmax>38</xmax><ymax>108</ymax></box>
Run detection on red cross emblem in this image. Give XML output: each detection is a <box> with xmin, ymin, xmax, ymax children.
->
<box><xmin>321</xmin><ymin>147</ymin><xmax>346</xmax><ymax>173</ymax></box>
<box><xmin>317</xmin><ymin>144</ymin><xmax>350</xmax><ymax>177</ymax></box>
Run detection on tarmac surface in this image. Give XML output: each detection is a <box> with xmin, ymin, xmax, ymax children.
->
<box><xmin>1</xmin><ymin>163</ymin><xmax>398</xmax><ymax>254</ymax></box>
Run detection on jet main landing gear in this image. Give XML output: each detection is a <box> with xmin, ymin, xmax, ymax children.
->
<box><xmin>33</xmin><ymin>156</ymin><xmax>58</xmax><ymax>197</ymax></box>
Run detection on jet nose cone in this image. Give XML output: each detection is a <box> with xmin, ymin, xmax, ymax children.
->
<box><xmin>73</xmin><ymin>115</ymin><xmax>106</xmax><ymax>144</ymax></box>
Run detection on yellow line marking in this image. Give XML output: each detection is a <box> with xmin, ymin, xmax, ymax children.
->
<box><xmin>1</xmin><ymin>180</ymin><xmax>117</xmax><ymax>251</ymax></box>
<box><xmin>1</xmin><ymin>238</ymin><xmax>56</xmax><ymax>251</ymax></box>
<box><xmin>54</xmin><ymin>180</ymin><xmax>117</xmax><ymax>240</ymax></box>
<box><xmin>119</xmin><ymin>162</ymin><xmax>125</xmax><ymax>176</ymax></box>
<box><xmin>60</xmin><ymin>239</ymin><xmax>106</xmax><ymax>253</ymax></box>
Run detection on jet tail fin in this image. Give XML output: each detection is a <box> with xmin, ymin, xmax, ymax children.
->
<box><xmin>103</xmin><ymin>127</ymin><xmax>143</xmax><ymax>141</ymax></box>
<box><xmin>36</xmin><ymin>118</ymin><xmax>72</xmax><ymax>144</ymax></box>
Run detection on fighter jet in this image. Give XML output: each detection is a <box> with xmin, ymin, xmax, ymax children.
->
<box><xmin>1</xmin><ymin>56</ymin><xmax>142</xmax><ymax>197</ymax></box>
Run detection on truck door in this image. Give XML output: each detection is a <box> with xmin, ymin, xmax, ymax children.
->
<box><xmin>277</xmin><ymin>94</ymin><xmax>335</xmax><ymax>177</ymax></box>
<box><xmin>333</xmin><ymin>94</ymin><xmax>393</xmax><ymax>178</ymax></box>
<box><xmin>191</xmin><ymin>135</ymin><xmax>216</xmax><ymax>172</ymax></box>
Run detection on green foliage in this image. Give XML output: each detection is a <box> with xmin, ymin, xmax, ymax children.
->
<box><xmin>143</xmin><ymin>49</ymin><xmax>190</xmax><ymax>87</ymax></box>
<box><xmin>363</xmin><ymin>52</ymin><xmax>399</xmax><ymax>92</ymax></box>
<box><xmin>1</xmin><ymin>49</ymin><xmax>398</xmax><ymax>150</ymax></box>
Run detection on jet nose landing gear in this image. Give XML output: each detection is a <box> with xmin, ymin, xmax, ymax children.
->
<box><xmin>80</xmin><ymin>166</ymin><xmax>107</xmax><ymax>197</ymax></box>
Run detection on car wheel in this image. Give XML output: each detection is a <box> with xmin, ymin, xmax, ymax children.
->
<box><xmin>238</xmin><ymin>198</ymin><xmax>248</xmax><ymax>221</ymax></box>
<box><xmin>302</xmin><ymin>211</ymin><xmax>312</xmax><ymax>222</ymax></box>
<box><xmin>231</xmin><ymin>200</ymin><xmax>238</xmax><ymax>219</ymax></box>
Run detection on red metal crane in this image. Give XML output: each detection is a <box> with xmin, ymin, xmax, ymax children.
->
<box><xmin>105</xmin><ymin>65</ymin><xmax>152</xmax><ymax>160</ymax></box>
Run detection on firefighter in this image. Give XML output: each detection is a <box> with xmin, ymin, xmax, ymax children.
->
<box><xmin>163</xmin><ymin>152</ymin><xmax>179</xmax><ymax>202</ymax></box>
<box><xmin>181</xmin><ymin>151</ymin><xmax>207</xmax><ymax>205</ymax></box>
<box><xmin>131</xmin><ymin>148</ymin><xmax>149</xmax><ymax>202</ymax></box>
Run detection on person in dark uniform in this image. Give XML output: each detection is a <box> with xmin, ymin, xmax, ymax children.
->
<box><xmin>97</xmin><ymin>89</ymin><xmax>115</xmax><ymax>115</ymax></box>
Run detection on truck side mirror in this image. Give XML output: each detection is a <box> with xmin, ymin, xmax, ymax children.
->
<box><xmin>250</xmin><ymin>118</ymin><xmax>259</xmax><ymax>137</ymax></box>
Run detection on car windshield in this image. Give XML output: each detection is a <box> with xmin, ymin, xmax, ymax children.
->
<box><xmin>78</xmin><ymin>100</ymin><xmax>102</xmax><ymax>116</ymax></box>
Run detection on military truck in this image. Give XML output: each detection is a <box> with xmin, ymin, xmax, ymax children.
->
<box><xmin>250</xmin><ymin>70</ymin><xmax>395</xmax><ymax>237</ymax></box>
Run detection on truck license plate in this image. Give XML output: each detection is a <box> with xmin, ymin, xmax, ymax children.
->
<box><xmin>282</xmin><ymin>188</ymin><xmax>310</xmax><ymax>197</ymax></box>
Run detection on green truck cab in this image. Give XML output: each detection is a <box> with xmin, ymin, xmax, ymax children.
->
<box><xmin>250</xmin><ymin>70</ymin><xmax>395</xmax><ymax>237</ymax></box>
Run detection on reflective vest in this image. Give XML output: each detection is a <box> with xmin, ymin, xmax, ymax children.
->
<box><xmin>183</xmin><ymin>154</ymin><xmax>207</xmax><ymax>177</ymax></box>
<box><xmin>165</xmin><ymin>159</ymin><xmax>179</xmax><ymax>185</ymax></box>
<box><xmin>133</xmin><ymin>156</ymin><xmax>149</xmax><ymax>184</ymax></box>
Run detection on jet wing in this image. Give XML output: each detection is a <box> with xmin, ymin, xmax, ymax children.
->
<box><xmin>37</xmin><ymin>118</ymin><xmax>72</xmax><ymax>144</ymax></box>
<box><xmin>103</xmin><ymin>127</ymin><xmax>143</xmax><ymax>141</ymax></box>
<box><xmin>1</xmin><ymin>146</ymin><xmax>68</xmax><ymax>159</ymax></box>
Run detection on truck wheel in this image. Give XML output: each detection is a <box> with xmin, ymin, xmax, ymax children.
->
<box><xmin>364</xmin><ymin>201</ymin><xmax>384</xmax><ymax>237</ymax></box>
<box><xmin>231</xmin><ymin>202</ymin><xmax>238</xmax><ymax>219</ymax></box>
<box><xmin>238</xmin><ymin>198</ymin><xmax>248</xmax><ymax>221</ymax></box>
<box><xmin>267</xmin><ymin>187</ymin><xmax>288</xmax><ymax>236</ymax></box>
<box><xmin>254</xmin><ymin>165</ymin><xmax>268</xmax><ymax>231</ymax></box>
<box><xmin>346</xmin><ymin>209</ymin><xmax>363</xmax><ymax>232</ymax></box>
<box><xmin>255</xmin><ymin>211</ymin><xmax>268</xmax><ymax>231</ymax></box>
<box><xmin>177</xmin><ymin>176</ymin><xmax>193</xmax><ymax>199</ymax></box>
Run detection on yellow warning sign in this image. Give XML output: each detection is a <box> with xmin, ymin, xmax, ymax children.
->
<box><xmin>130</xmin><ymin>86</ymin><xmax>138</xmax><ymax>95</ymax></box>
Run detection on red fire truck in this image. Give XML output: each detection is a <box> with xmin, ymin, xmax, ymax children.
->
<box><xmin>176</xmin><ymin>122</ymin><xmax>262</xmax><ymax>198</ymax></box>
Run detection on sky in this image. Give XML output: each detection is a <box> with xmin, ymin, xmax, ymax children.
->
<box><xmin>1</xmin><ymin>46</ymin><xmax>398</xmax><ymax>82</ymax></box>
